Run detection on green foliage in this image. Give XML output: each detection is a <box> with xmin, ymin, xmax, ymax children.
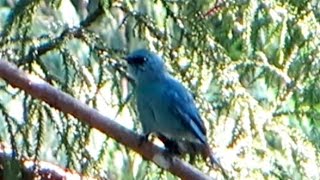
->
<box><xmin>0</xmin><ymin>0</ymin><xmax>320</xmax><ymax>179</ymax></box>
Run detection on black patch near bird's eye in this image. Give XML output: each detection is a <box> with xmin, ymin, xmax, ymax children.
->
<box><xmin>126</xmin><ymin>56</ymin><xmax>148</xmax><ymax>66</ymax></box>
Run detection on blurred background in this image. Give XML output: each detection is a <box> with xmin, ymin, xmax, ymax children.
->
<box><xmin>0</xmin><ymin>0</ymin><xmax>320</xmax><ymax>179</ymax></box>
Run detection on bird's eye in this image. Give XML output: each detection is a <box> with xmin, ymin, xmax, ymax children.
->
<box><xmin>127</xmin><ymin>56</ymin><xmax>147</xmax><ymax>65</ymax></box>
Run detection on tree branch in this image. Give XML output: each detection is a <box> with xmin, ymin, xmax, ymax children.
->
<box><xmin>0</xmin><ymin>60</ymin><xmax>212</xmax><ymax>179</ymax></box>
<box><xmin>15</xmin><ymin>2</ymin><xmax>105</xmax><ymax>66</ymax></box>
<box><xmin>0</xmin><ymin>144</ymin><xmax>94</xmax><ymax>180</ymax></box>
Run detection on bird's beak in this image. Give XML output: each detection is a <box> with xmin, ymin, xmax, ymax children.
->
<box><xmin>122</xmin><ymin>56</ymin><xmax>134</xmax><ymax>65</ymax></box>
<box><xmin>121</xmin><ymin>56</ymin><xmax>128</xmax><ymax>61</ymax></box>
<box><xmin>121</xmin><ymin>57</ymin><xmax>129</xmax><ymax>69</ymax></box>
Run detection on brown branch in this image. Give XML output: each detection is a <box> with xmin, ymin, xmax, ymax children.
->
<box><xmin>0</xmin><ymin>60</ymin><xmax>212</xmax><ymax>179</ymax></box>
<box><xmin>0</xmin><ymin>144</ymin><xmax>95</xmax><ymax>180</ymax></box>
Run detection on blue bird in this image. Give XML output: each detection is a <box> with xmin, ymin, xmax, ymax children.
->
<box><xmin>125</xmin><ymin>49</ymin><xmax>217</xmax><ymax>165</ymax></box>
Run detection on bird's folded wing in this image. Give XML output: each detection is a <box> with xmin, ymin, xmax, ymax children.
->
<box><xmin>166</xmin><ymin>85</ymin><xmax>207</xmax><ymax>144</ymax></box>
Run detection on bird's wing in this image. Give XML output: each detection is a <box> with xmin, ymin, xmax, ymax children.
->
<box><xmin>166</xmin><ymin>79</ymin><xmax>207</xmax><ymax>144</ymax></box>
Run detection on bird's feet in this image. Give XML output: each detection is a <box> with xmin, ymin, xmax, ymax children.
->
<box><xmin>138</xmin><ymin>133</ymin><xmax>150</xmax><ymax>146</ymax></box>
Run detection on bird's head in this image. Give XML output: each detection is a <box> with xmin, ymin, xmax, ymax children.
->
<box><xmin>125</xmin><ymin>49</ymin><xmax>167</xmax><ymax>84</ymax></box>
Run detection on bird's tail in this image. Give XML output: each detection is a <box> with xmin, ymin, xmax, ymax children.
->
<box><xmin>203</xmin><ymin>144</ymin><xmax>229</xmax><ymax>178</ymax></box>
<box><xmin>203</xmin><ymin>143</ymin><xmax>220</xmax><ymax>167</ymax></box>
<box><xmin>158</xmin><ymin>134</ymin><xmax>228</xmax><ymax>177</ymax></box>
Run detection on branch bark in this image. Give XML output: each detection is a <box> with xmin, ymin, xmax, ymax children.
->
<box><xmin>0</xmin><ymin>145</ymin><xmax>94</xmax><ymax>180</ymax></box>
<box><xmin>0</xmin><ymin>59</ymin><xmax>212</xmax><ymax>179</ymax></box>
